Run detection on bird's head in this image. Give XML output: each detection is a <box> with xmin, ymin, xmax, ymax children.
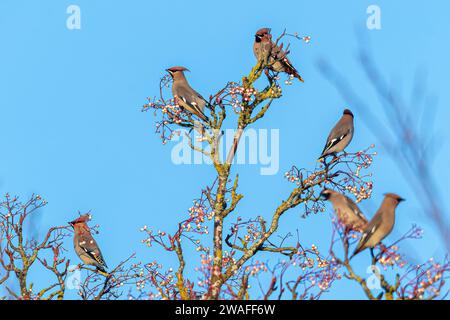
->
<box><xmin>255</xmin><ymin>28</ymin><xmax>271</xmax><ymax>42</ymax></box>
<box><xmin>343</xmin><ymin>109</ymin><xmax>354</xmax><ymax>117</ymax></box>
<box><xmin>383</xmin><ymin>193</ymin><xmax>406</xmax><ymax>206</ymax></box>
<box><xmin>166</xmin><ymin>66</ymin><xmax>189</xmax><ymax>78</ymax></box>
<box><xmin>320</xmin><ymin>188</ymin><xmax>334</xmax><ymax>200</ymax></box>
<box><xmin>68</xmin><ymin>213</ymin><xmax>92</xmax><ymax>228</ymax></box>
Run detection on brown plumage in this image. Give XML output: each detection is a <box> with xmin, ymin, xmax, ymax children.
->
<box><xmin>253</xmin><ymin>28</ymin><xmax>304</xmax><ymax>82</ymax></box>
<box><xmin>318</xmin><ymin>109</ymin><xmax>354</xmax><ymax>161</ymax></box>
<box><xmin>166</xmin><ymin>66</ymin><xmax>209</xmax><ymax>122</ymax></box>
<box><xmin>352</xmin><ymin>193</ymin><xmax>405</xmax><ymax>258</ymax></box>
<box><xmin>69</xmin><ymin>214</ymin><xmax>108</xmax><ymax>273</ymax></box>
<box><xmin>253</xmin><ymin>28</ymin><xmax>272</xmax><ymax>63</ymax></box>
<box><xmin>321</xmin><ymin>188</ymin><xmax>368</xmax><ymax>232</ymax></box>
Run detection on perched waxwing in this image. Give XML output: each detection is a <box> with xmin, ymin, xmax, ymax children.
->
<box><xmin>253</xmin><ymin>27</ymin><xmax>272</xmax><ymax>63</ymax></box>
<box><xmin>318</xmin><ymin>109</ymin><xmax>354</xmax><ymax>161</ymax></box>
<box><xmin>253</xmin><ymin>28</ymin><xmax>304</xmax><ymax>82</ymax></box>
<box><xmin>166</xmin><ymin>66</ymin><xmax>209</xmax><ymax>122</ymax></box>
<box><xmin>69</xmin><ymin>214</ymin><xmax>108</xmax><ymax>274</ymax></box>
<box><xmin>352</xmin><ymin>193</ymin><xmax>405</xmax><ymax>258</ymax></box>
<box><xmin>320</xmin><ymin>188</ymin><xmax>368</xmax><ymax>232</ymax></box>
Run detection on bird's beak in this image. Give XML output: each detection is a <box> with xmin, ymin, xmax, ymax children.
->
<box><xmin>398</xmin><ymin>197</ymin><xmax>406</xmax><ymax>202</ymax></box>
<box><xmin>68</xmin><ymin>220</ymin><xmax>75</xmax><ymax>226</ymax></box>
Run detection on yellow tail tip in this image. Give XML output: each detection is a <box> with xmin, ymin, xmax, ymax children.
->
<box><xmin>97</xmin><ymin>270</ymin><xmax>110</xmax><ymax>277</ymax></box>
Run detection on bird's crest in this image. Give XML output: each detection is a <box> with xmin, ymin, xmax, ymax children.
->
<box><xmin>166</xmin><ymin>66</ymin><xmax>189</xmax><ymax>73</ymax></box>
<box><xmin>383</xmin><ymin>193</ymin><xmax>405</xmax><ymax>202</ymax></box>
<box><xmin>343</xmin><ymin>109</ymin><xmax>354</xmax><ymax>117</ymax></box>
<box><xmin>69</xmin><ymin>213</ymin><xmax>91</xmax><ymax>225</ymax></box>
<box><xmin>255</xmin><ymin>28</ymin><xmax>271</xmax><ymax>36</ymax></box>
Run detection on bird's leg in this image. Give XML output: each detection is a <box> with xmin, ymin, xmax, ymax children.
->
<box><xmin>370</xmin><ymin>248</ymin><xmax>378</xmax><ymax>266</ymax></box>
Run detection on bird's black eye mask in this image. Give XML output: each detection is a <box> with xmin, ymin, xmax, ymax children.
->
<box><xmin>320</xmin><ymin>191</ymin><xmax>331</xmax><ymax>200</ymax></box>
<box><xmin>68</xmin><ymin>221</ymin><xmax>76</xmax><ymax>227</ymax></box>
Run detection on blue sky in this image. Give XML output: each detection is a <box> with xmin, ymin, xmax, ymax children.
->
<box><xmin>0</xmin><ymin>0</ymin><xmax>449</xmax><ymax>299</ymax></box>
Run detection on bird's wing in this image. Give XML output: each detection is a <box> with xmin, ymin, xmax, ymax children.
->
<box><xmin>344</xmin><ymin>196</ymin><xmax>367</xmax><ymax>222</ymax></box>
<box><xmin>177</xmin><ymin>85</ymin><xmax>207</xmax><ymax>105</ymax></box>
<box><xmin>355</xmin><ymin>212</ymin><xmax>382</xmax><ymax>252</ymax></box>
<box><xmin>271</xmin><ymin>43</ymin><xmax>283</xmax><ymax>59</ymax></box>
<box><xmin>281</xmin><ymin>55</ymin><xmax>297</xmax><ymax>73</ymax></box>
<box><xmin>194</xmin><ymin>91</ymin><xmax>209</xmax><ymax>107</ymax></box>
<box><xmin>79</xmin><ymin>233</ymin><xmax>108</xmax><ymax>269</ymax></box>
<box><xmin>271</xmin><ymin>43</ymin><xmax>299</xmax><ymax>74</ymax></box>
<box><xmin>321</xmin><ymin>124</ymin><xmax>351</xmax><ymax>156</ymax></box>
<box><xmin>176</xmin><ymin>86</ymin><xmax>208</xmax><ymax>120</ymax></box>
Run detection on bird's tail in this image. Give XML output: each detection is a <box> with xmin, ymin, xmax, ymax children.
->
<box><xmin>190</xmin><ymin>104</ymin><xmax>209</xmax><ymax>123</ymax></box>
<box><xmin>283</xmin><ymin>58</ymin><xmax>304</xmax><ymax>83</ymax></box>
<box><xmin>294</xmin><ymin>72</ymin><xmax>304</xmax><ymax>83</ymax></box>
<box><xmin>198</xmin><ymin>111</ymin><xmax>209</xmax><ymax>123</ymax></box>
<box><xmin>97</xmin><ymin>267</ymin><xmax>109</xmax><ymax>277</ymax></box>
<box><xmin>350</xmin><ymin>245</ymin><xmax>364</xmax><ymax>260</ymax></box>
